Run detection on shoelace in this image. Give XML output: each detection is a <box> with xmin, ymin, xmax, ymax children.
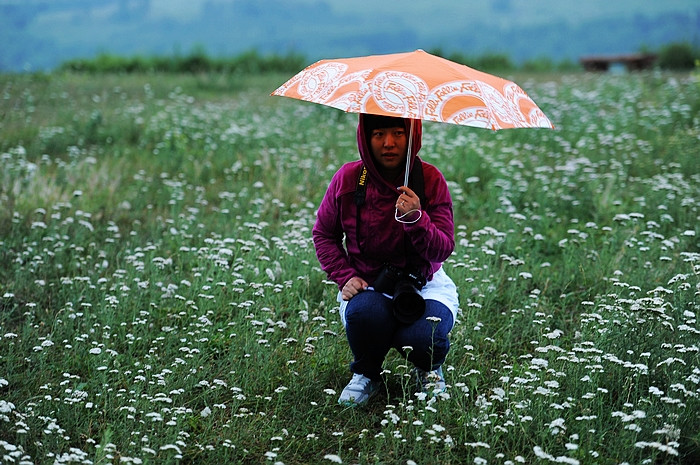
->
<box><xmin>351</xmin><ymin>374</ymin><xmax>371</xmax><ymax>388</ymax></box>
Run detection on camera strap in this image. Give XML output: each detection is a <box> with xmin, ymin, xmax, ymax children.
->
<box><xmin>354</xmin><ymin>161</ymin><xmax>426</xmax><ymax>252</ymax></box>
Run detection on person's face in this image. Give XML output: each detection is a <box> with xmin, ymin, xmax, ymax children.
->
<box><xmin>370</xmin><ymin>126</ymin><xmax>408</xmax><ymax>174</ymax></box>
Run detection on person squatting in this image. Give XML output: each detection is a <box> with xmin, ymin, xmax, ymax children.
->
<box><xmin>312</xmin><ymin>113</ymin><xmax>459</xmax><ymax>407</ymax></box>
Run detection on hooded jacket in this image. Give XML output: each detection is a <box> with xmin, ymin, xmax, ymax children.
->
<box><xmin>312</xmin><ymin>114</ymin><xmax>455</xmax><ymax>290</ymax></box>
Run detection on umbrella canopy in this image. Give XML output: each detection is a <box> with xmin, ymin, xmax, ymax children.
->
<box><xmin>271</xmin><ymin>49</ymin><xmax>554</xmax><ymax>131</ymax></box>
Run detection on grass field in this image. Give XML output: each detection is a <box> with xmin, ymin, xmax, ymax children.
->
<box><xmin>1</xmin><ymin>69</ymin><xmax>699</xmax><ymax>464</ymax></box>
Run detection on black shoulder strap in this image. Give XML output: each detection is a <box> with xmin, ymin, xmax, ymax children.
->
<box><xmin>355</xmin><ymin>165</ymin><xmax>368</xmax><ymax>207</ymax></box>
<box><xmin>355</xmin><ymin>165</ymin><xmax>368</xmax><ymax>251</ymax></box>
<box><xmin>410</xmin><ymin>160</ymin><xmax>426</xmax><ymax>206</ymax></box>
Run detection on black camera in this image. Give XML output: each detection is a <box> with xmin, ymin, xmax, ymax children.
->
<box><xmin>373</xmin><ymin>264</ymin><xmax>427</xmax><ymax>324</ymax></box>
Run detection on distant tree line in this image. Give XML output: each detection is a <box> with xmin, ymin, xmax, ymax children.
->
<box><xmin>58</xmin><ymin>48</ymin><xmax>308</xmax><ymax>74</ymax></box>
<box><xmin>58</xmin><ymin>42</ymin><xmax>699</xmax><ymax>75</ymax></box>
<box><xmin>432</xmin><ymin>41</ymin><xmax>699</xmax><ymax>72</ymax></box>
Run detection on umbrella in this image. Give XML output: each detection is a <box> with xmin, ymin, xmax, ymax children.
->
<box><xmin>271</xmin><ymin>49</ymin><xmax>553</xmax><ymax>131</ymax></box>
<box><xmin>271</xmin><ymin>49</ymin><xmax>554</xmax><ymax>186</ymax></box>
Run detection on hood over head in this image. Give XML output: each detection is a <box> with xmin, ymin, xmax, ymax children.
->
<box><xmin>357</xmin><ymin>113</ymin><xmax>422</xmax><ymax>190</ymax></box>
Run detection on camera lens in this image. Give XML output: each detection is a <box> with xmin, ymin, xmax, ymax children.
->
<box><xmin>392</xmin><ymin>281</ymin><xmax>425</xmax><ymax>324</ymax></box>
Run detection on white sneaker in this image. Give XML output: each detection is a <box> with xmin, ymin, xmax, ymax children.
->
<box><xmin>338</xmin><ymin>373</ymin><xmax>381</xmax><ymax>407</ymax></box>
<box><xmin>415</xmin><ymin>366</ymin><xmax>447</xmax><ymax>395</ymax></box>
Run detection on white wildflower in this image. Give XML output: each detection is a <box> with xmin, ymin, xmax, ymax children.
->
<box><xmin>634</xmin><ymin>441</ymin><xmax>679</xmax><ymax>456</ymax></box>
<box><xmin>159</xmin><ymin>444</ymin><xmax>182</xmax><ymax>453</ymax></box>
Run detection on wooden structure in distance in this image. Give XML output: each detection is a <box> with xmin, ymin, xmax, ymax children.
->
<box><xmin>579</xmin><ymin>53</ymin><xmax>657</xmax><ymax>72</ymax></box>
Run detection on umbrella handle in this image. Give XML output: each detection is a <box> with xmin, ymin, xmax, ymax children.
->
<box><xmin>396</xmin><ymin>118</ymin><xmax>420</xmax><ymax>224</ymax></box>
<box><xmin>403</xmin><ymin>118</ymin><xmax>415</xmax><ymax>187</ymax></box>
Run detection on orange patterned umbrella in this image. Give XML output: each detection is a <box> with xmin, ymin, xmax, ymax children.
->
<box><xmin>271</xmin><ymin>49</ymin><xmax>554</xmax><ymax>131</ymax></box>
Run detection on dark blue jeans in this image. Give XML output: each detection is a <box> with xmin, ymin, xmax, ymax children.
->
<box><xmin>343</xmin><ymin>290</ymin><xmax>454</xmax><ymax>381</ymax></box>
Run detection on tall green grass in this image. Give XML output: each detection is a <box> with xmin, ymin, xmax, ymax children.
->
<box><xmin>0</xmin><ymin>69</ymin><xmax>698</xmax><ymax>464</ymax></box>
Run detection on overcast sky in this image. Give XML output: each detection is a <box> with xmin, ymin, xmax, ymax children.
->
<box><xmin>146</xmin><ymin>0</ymin><xmax>697</xmax><ymax>22</ymax></box>
<box><xmin>148</xmin><ymin>0</ymin><xmax>201</xmax><ymax>20</ymax></box>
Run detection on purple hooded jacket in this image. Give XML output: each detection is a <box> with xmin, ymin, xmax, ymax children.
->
<box><xmin>312</xmin><ymin>114</ymin><xmax>455</xmax><ymax>291</ymax></box>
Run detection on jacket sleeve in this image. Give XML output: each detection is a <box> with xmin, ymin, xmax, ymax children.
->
<box><xmin>312</xmin><ymin>174</ymin><xmax>357</xmax><ymax>290</ymax></box>
<box><xmin>403</xmin><ymin>165</ymin><xmax>455</xmax><ymax>264</ymax></box>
